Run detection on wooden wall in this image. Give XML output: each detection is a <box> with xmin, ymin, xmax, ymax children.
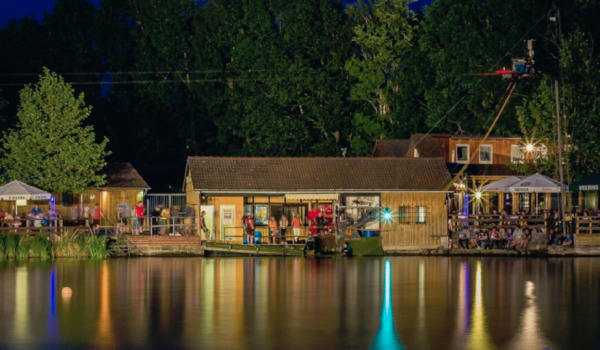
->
<box><xmin>380</xmin><ymin>192</ymin><xmax>447</xmax><ymax>248</ymax></box>
<box><xmin>447</xmin><ymin>138</ymin><xmax>521</xmax><ymax>164</ymax></box>
<box><xmin>203</xmin><ymin>196</ymin><xmax>245</xmax><ymax>243</ymax></box>
<box><xmin>185</xmin><ymin>176</ymin><xmax>200</xmax><ymax>235</ymax></box>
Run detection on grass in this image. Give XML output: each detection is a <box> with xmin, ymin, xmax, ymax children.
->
<box><xmin>0</xmin><ymin>230</ymin><xmax>107</xmax><ymax>259</ymax></box>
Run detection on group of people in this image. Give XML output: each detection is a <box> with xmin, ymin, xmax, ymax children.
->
<box><xmin>457</xmin><ymin>224</ymin><xmax>573</xmax><ymax>250</ymax></box>
<box><xmin>148</xmin><ymin>203</ymin><xmax>196</xmax><ymax>236</ymax></box>
<box><xmin>242</xmin><ymin>206</ymin><xmax>334</xmax><ymax>246</ymax></box>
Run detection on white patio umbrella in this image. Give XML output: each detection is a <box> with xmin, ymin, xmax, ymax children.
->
<box><xmin>508</xmin><ymin>173</ymin><xmax>566</xmax><ymax>193</ymax></box>
<box><xmin>481</xmin><ymin>176</ymin><xmax>522</xmax><ymax>192</ymax></box>
<box><xmin>0</xmin><ymin>180</ymin><xmax>51</xmax><ymax>215</ymax></box>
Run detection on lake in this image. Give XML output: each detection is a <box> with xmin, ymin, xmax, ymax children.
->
<box><xmin>0</xmin><ymin>257</ymin><xmax>599</xmax><ymax>349</ymax></box>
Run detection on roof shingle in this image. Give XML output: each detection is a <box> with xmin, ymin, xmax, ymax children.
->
<box><xmin>372</xmin><ymin>139</ymin><xmax>411</xmax><ymax>157</ymax></box>
<box><xmin>187</xmin><ymin>157</ymin><xmax>451</xmax><ymax>192</ymax></box>
<box><xmin>100</xmin><ymin>163</ymin><xmax>150</xmax><ymax>189</ymax></box>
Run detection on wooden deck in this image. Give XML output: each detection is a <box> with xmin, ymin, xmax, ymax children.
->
<box><xmin>203</xmin><ymin>242</ymin><xmax>306</xmax><ymax>256</ymax></box>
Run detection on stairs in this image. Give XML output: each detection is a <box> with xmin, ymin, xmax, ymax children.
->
<box><xmin>125</xmin><ymin>235</ymin><xmax>203</xmax><ymax>256</ymax></box>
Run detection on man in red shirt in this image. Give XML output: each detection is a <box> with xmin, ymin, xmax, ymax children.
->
<box><xmin>134</xmin><ymin>201</ymin><xmax>145</xmax><ymax>235</ymax></box>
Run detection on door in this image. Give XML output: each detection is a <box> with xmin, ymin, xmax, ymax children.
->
<box><xmin>201</xmin><ymin>205</ymin><xmax>215</xmax><ymax>239</ymax></box>
<box><xmin>220</xmin><ymin>205</ymin><xmax>236</xmax><ymax>241</ymax></box>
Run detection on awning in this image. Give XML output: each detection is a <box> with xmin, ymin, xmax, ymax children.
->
<box><xmin>0</xmin><ymin>180</ymin><xmax>51</xmax><ymax>200</ymax></box>
<box><xmin>481</xmin><ymin>176</ymin><xmax>522</xmax><ymax>192</ymax></box>
<box><xmin>285</xmin><ymin>193</ymin><xmax>339</xmax><ymax>201</ymax></box>
<box><xmin>570</xmin><ymin>174</ymin><xmax>600</xmax><ymax>192</ymax></box>
<box><xmin>508</xmin><ymin>173</ymin><xmax>566</xmax><ymax>193</ymax></box>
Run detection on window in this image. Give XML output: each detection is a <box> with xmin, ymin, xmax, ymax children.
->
<box><xmin>416</xmin><ymin>206</ymin><xmax>427</xmax><ymax>223</ymax></box>
<box><xmin>479</xmin><ymin>145</ymin><xmax>493</xmax><ymax>164</ymax></box>
<box><xmin>456</xmin><ymin>145</ymin><xmax>469</xmax><ymax>163</ymax></box>
<box><xmin>398</xmin><ymin>206</ymin><xmax>410</xmax><ymax>223</ymax></box>
<box><xmin>511</xmin><ymin>145</ymin><xmax>524</xmax><ymax>163</ymax></box>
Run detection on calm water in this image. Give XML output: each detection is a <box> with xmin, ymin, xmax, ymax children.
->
<box><xmin>0</xmin><ymin>257</ymin><xmax>599</xmax><ymax>350</ymax></box>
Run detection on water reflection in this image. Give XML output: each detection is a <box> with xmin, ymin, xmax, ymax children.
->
<box><xmin>372</xmin><ymin>259</ymin><xmax>402</xmax><ymax>350</ymax></box>
<box><xmin>0</xmin><ymin>257</ymin><xmax>598</xmax><ymax>349</ymax></box>
<box><xmin>466</xmin><ymin>261</ymin><xmax>494</xmax><ymax>350</ymax></box>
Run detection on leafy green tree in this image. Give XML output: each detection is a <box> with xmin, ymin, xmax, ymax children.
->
<box><xmin>345</xmin><ymin>0</ymin><xmax>415</xmax><ymax>154</ymax></box>
<box><xmin>1</xmin><ymin>69</ymin><xmax>110</xmax><ymax>193</ymax></box>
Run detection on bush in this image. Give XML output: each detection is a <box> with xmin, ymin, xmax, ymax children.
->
<box><xmin>0</xmin><ymin>230</ymin><xmax>107</xmax><ymax>259</ymax></box>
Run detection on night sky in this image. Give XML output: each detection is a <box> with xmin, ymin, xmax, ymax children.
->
<box><xmin>0</xmin><ymin>0</ymin><xmax>435</xmax><ymax>25</ymax></box>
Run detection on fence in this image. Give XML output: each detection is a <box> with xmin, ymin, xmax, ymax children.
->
<box><xmin>222</xmin><ymin>226</ymin><xmax>336</xmax><ymax>244</ymax></box>
<box><xmin>449</xmin><ymin>214</ymin><xmax>548</xmax><ymax>231</ymax></box>
<box><xmin>0</xmin><ymin>219</ymin><xmax>90</xmax><ymax>235</ymax></box>
<box><xmin>573</xmin><ymin>217</ymin><xmax>600</xmax><ymax>234</ymax></box>
<box><xmin>144</xmin><ymin>194</ymin><xmax>187</xmax><ymax>212</ymax></box>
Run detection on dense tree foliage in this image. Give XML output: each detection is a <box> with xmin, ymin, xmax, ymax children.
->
<box><xmin>1</xmin><ymin>69</ymin><xmax>109</xmax><ymax>192</ymax></box>
<box><xmin>1</xmin><ymin>0</ymin><xmax>600</xmax><ymax>183</ymax></box>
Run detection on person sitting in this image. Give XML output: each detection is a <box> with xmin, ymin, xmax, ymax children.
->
<box><xmin>469</xmin><ymin>229</ymin><xmax>478</xmax><ymax>249</ymax></box>
<box><xmin>488</xmin><ymin>227</ymin><xmax>499</xmax><ymax>249</ymax></box>
<box><xmin>505</xmin><ymin>228</ymin><xmax>513</xmax><ymax>250</ymax></box>
<box><xmin>520</xmin><ymin>228</ymin><xmax>532</xmax><ymax>251</ymax></box>
<box><xmin>552</xmin><ymin>232</ymin><xmax>563</xmax><ymax>246</ymax></box>
<box><xmin>512</xmin><ymin>225</ymin><xmax>523</xmax><ymax>249</ymax></box>
<box><xmin>478</xmin><ymin>231</ymin><xmax>489</xmax><ymax>249</ymax></box>
<box><xmin>341</xmin><ymin>242</ymin><xmax>353</xmax><ymax>257</ymax></box>
<box><xmin>563</xmin><ymin>233</ymin><xmax>573</xmax><ymax>246</ymax></box>
<box><xmin>458</xmin><ymin>229</ymin><xmax>469</xmax><ymax>249</ymax></box>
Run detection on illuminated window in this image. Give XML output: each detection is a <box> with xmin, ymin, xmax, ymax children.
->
<box><xmin>416</xmin><ymin>206</ymin><xmax>427</xmax><ymax>223</ymax></box>
<box><xmin>511</xmin><ymin>145</ymin><xmax>524</xmax><ymax>163</ymax></box>
<box><xmin>479</xmin><ymin>145</ymin><xmax>493</xmax><ymax>164</ymax></box>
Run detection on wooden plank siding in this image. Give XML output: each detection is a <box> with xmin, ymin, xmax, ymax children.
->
<box><xmin>184</xmin><ymin>176</ymin><xmax>200</xmax><ymax>235</ymax></box>
<box><xmin>202</xmin><ymin>196</ymin><xmax>245</xmax><ymax>243</ymax></box>
<box><xmin>380</xmin><ymin>192</ymin><xmax>447</xmax><ymax>248</ymax></box>
<box><xmin>447</xmin><ymin>138</ymin><xmax>520</xmax><ymax>165</ymax></box>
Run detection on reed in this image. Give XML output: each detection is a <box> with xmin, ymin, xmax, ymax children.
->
<box><xmin>0</xmin><ymin>231</ymin><xmax>107</xmax><ymax>259</ymax></box>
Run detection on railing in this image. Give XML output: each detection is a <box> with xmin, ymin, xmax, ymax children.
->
<box><xmin>449</xmin><ymin>214</ymin><xmax>547</xmax><ymax>231</ymax></box>
<box><xmin>0</xmin><ymin>219</ymin><xmax>86</xmax><ymax>235</ymax></box>
<box><xmin>573</xmin><ymin>217</ymin><xmax>600</xmax><ymax>234</ymax></box>
<box><xmin>222</xmin><ymin>226</ymin><xmax>335</xmax><ymax>244</ymax></box>
<box><xmin>94</xmin><ymin>216</ymin><xmax>198</xmax><ymax>236</ymax></box>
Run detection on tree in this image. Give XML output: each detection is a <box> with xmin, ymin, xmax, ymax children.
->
<box><xmin>1</xmin><ymin>68</ymin><xmax>110</xmax><ymax>193</ymax></box>
<box><xmin>345</xmin><ymin>0</ymin><xmax>415</xmax><ymax>155</ymax></box>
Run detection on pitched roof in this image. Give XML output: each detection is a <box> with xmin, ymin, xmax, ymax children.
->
<box><xmin>100</xmin><ymin>163</ymin><xmax>150</xmax><ymax>189</ymax></box>
<box><xmin>372</xmin><ymin>139</ymin><xmax>411</xmax><ymax>157</ymax></box>
<box><xmin>406</xmin><ymin>134</ymin><xmax>443</xmax><ymax>158</ymax></box>
<box><xmin>186</xmin><ymin>157</ymin><xmax>451</xmax><ymax>192</ymax></box>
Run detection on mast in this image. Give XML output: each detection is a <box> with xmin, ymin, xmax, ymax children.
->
<box><xmin>555</xmin><ymin>80</ymin><xmax>567</xmax><ymax>235</ymax></box>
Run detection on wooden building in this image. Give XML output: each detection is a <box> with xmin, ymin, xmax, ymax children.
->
<box><xmin>372</xmin><ymin>134</ymin><xmax>558</xmax><ymax>214</ymax></box>
<box><xmin>0</xmin><ymin>163</ymin><xmax>150</xmax><ymax>224</ymax></box>
<box><xmin>184</xmin><ymin>157</ymin><xmax>452</xmax><ymax>250</ymax></box>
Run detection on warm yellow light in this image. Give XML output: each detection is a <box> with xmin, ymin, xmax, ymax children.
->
<box><xmin>475</xmin><ymin>192</ymin><xmax>482</xmax><ymax>199</ymax></box>
<box><xmin>526</xmin><ymin>144</ymin><xmax>534</xmax><ymax>152</ymax></box>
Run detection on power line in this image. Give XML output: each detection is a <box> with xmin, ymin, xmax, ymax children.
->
<box><xmin>410</xmin><ymin>15</ymin><xmax>546</xmax><ymax>150</ymax></box>
<box><xmin>0</xmin><ymin>67</ymin><xmax>318</xmax><ymax>77</ymax></box>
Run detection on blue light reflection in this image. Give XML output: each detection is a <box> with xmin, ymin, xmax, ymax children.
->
<box><xmin>372</xmin><ymin>259</ymin><xmax>403</xmax><ymax>350</ymax></box>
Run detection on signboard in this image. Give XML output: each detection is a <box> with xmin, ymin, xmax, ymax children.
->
<box><xmin>579</xmin><ymin>185</ymin><xmax>599</xmax><ymax>191</ymax></box>
<box><xmin>222</xmin><ymin>208</ymin><xmax>234</xmax><ymax>225</ymax></box>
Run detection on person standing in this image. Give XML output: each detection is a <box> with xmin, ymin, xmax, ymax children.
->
<box><xmin>199</xmin><ymin>210</ymin><xmax>210</xmax><ymax>241</ymax></box>
<box><xmin>245</xmin><ymin>214</ymin><xmax>255</xmax><ymax>246</ymax></box>
<box><xmin>134</xmin><ymin>201</ymin><xmax>145</xmax><ymax>235</ymax></box>
<box><xmin>81</xmin><ymin>202</ymin><xmax>90</xmax><ymax>226</ymax></box>
<box><xmin>292</xmin><ymin>214</ymin><xmax>302</xmax><ymax>243</ymax></box>
<box><xmin>91</xmin><ymin>203</ymin><xmax>102</xmax><ymax>234</ymax></box>
<box><xmin>268</xmin><ymin>217</ymin><xmax>278</xmax><ymax>244</ymax></box>
<box><xmin>160</xmin><ymin>207</ymin><xmax>171</xmax><ymax>235</ymax></box>
<box><xmin>151</xmin><ymin>205</ymin><xmax>161</xmax><ymax>235</ymax></box>
<box><xmin>315</xmin><ymin>211</ymin><xmax>326</xmax><ymax>234</ymax></box>
<box><xmin>279</xmin><ymin>215</ymin><xmax>289</xmax><ymax>244</ymax></box>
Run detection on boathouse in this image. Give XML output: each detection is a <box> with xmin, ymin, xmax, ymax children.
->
<box><xmin>184</xmin><ymin>157</ymin><xmax>452</xmax><ymax>250</ymax></box>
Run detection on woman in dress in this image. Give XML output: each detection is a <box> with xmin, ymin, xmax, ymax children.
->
<box><xmin>292</xmin><ymin>214</ymin><xmax>302</xmax><ymax>243</ymax></box>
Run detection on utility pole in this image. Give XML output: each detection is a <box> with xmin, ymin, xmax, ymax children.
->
<box><xmin>555</xmin><ymin>79</ymin><xmax>567</xmax><ymax>235</ymax></box>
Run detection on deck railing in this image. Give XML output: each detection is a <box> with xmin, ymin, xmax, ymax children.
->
<box><xmin>222</xmin><ymin>226</ymin><xmax>335</xmax><ymax>244</ymax></box>
<box><xmin>449</xmin><ymin>214</ymin><xmax>548</xmax><ymax>231</ymax></box>
<box><xmin>573</xmin><ymin>217</ymin><xmax>600</xmax><ymax>234</ymax></box>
